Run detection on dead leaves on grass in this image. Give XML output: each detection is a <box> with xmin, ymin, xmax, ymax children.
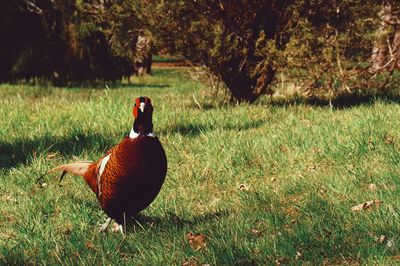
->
<box><xmin>186</xmin><ymin>232</ymin><xmax>207</xmax><ymax>251</ymax></box>
<box><xmin>374</xmin><ymin>235</ymin><xmax>397</xmax><ymax>249</ymax></box>
<box><xmin>295</xmin><ymin>251</ymin><xmax>303</xmax><ymax>260</ymax></box>
<box><xmin>351</xmin><ymin>199</ymin><xmax>383</xmax><ymax>212</ymax></box>
<box><xmin>275</xmin><ymin>256</ymin><xmax>289</xmax><ymax>265</ymax></box>
<box><xmin>251</xmin><ymin>228</ymin><xmax>263</xmax><ymax>237</ymax></box>
<box><xmin>377</xmin><ymin>235</ymin><xmax>387</xmax><ymax>243</ymax></box>
<box><xmin>239</xmin><ymin>183</ymin><xmax>249</xmax><ymax>191</ymax></box>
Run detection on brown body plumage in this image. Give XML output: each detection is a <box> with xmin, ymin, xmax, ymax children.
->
<box><xmin>46</xmin><ymin>96</ymin><xmax>167</xmax><ymax>233</ymax></box>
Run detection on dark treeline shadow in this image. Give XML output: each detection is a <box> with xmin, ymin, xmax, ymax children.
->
<box><xmin>269</xmin><ymin>93</ymin><xmax>400</xmax><ymax>109</ymax></box>
<box><xmin>0</xmin><ymin>131</ymin><xmax>121</xmax><ymax>170</ymax></box>
<box><xmin>2</xmin><ymin>79</ymin><xmax>171</xmax><ymax>90</ymax></box>
<box><xmin>0</xmin><ymin>118</ymin><xmax>263</xmax><ymax>169</ymax></box>
<box><xmin>106</xmin><ymin>83</ymin><xmax>170</xmax><ymax>89</ymax></box>
<box><xmin>125</xmin><ymin>210</ymin><xmax>230</xmax><ymax>232</ymax></box>
<box><xmin>160</xmin><ymin>119</ymin><xmax>265</xmax><ymax>137</ymax></box>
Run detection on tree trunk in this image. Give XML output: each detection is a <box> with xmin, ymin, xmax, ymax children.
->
<box><xmin>393</xmin><ymin>21</ymin><xmax>400</xmax><ymax>68</ymax></box>
<box><xmin>134</xmin><ymin>35</ymin><xmax>153</xmax><ymax>76</ymax></box>
<box><xmin>370</xmin><ymin>0</ymin><xmax>400</xmax><ymax>72</ymax></box>
<box><xmin>218</xmin><ymin>60</ymin><xmax>275</xmax><ymax>103</ymax></box>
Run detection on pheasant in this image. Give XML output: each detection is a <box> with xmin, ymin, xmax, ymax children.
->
<box><xmin>44</xmin><ymin>96</ymin><xmax>167</xmax><ymax>235</ymax></box>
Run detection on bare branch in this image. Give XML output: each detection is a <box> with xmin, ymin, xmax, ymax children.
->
<box><xmin>192</xmin><ymin>94</ymin><xmax>202</xmax><ymax>110</ymax></box>
<box><xmin>24</xmin><ymin>0</ymin><xmax>43</xmax><ymax>15</ymax></box>
<box><xmin>334</xmin><ymin>29</ymin><xmax>351</xmax><ymax>93</ymax></box>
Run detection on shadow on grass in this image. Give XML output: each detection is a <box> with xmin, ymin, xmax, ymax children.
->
<box><xmin>161</xmin><ymin>119</ymin><xmax>265</xmax><ymax>137</ymax></box>
<box><xmin>0</xmin><ymin>131</ymin><xmax>119</xmax><ymax>169</ymax></box>
<box><xmin>106</xmin><ymin>83</ymin><xmax>170</xmax><ymax>89</ymax></box>
<box><xmin>126</xmin><ymin>210</ymin><xmax>230</xmax><ymax>232</ymax></box>
<box><xmin>56</xmin><ymin>82</ymin><xmax>171</xmax><ymax>90</ymax></box>
<box><xmin>238</xmin><ymin>188</ymin><xmax>398</xmax><ymax>264</ymax></box>
<box><xmin>0</xmin><ymin>118</ymin><xmax>264</xmax><ymax>169</ymax></box>
<box><xmin>270</xmin><ymin>93</ymin><xmax>400</xmax><ymax>109</ymax></box>
<box><xmin>187</xmin><ymin>102</ymin><xmax>217</xmax><ymax>111</ymax></box>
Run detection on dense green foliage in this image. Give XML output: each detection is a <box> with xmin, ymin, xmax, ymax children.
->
<box><xmin>128</xmin><ymin>0</ymin><xmax>399</xmax><ymax>102</ymax></box>
<box><xmin>2</xmin><ymin>1</ymin><xmax>399</xmax><ymax>102</ymax></box>
<box><xmin>136</xmin><ymin>0</ymin><xmax>286</xmax><ymax>102</ymax></box>
<box><xmin>0</xmin><ymin>0</ymin><xmax>132</xmax><ymax>85</ymax></box>
<box><xmin>0</xmin><ymin>69</ymin><xmax>399</xmax><ymax>264</ymax></box>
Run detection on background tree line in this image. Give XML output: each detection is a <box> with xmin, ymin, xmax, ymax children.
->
<box><xmin>0</xmin><ymin>0</ymin><xmax>132</xmax><ymax>85</ymax></box>
<box><xmin>1</xmin><ymin>0</ymin><xmax>399</xmax><ymax>103</ymax></box>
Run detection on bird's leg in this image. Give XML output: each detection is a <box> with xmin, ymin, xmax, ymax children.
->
<box><xmin>118</xmin><ymin>224</ymin><xmax>124</xmax><ymax>237</ymax></box>
<box><xmin>114</xmin><ymin>213</ymin><xmax>127</xmax><ymax>237</ymax></box>
<box><xmin>99</xmin><ymin>217</ymin><xmax>112</xmax><ymax>233</ymax></box>
<box><xmin>113</xmin><ymin>213</ymin><xmax>127</xmax><ymax>237</ymax></box>
<box><xmin>123</xmin><ymin>212</ymin><xmax>126</xmax><ymax>236</ymax></box>
<box><xmin>101</xmin><ymin>213</ymin><xmax>126</xmax><ymax>236</ymax></box>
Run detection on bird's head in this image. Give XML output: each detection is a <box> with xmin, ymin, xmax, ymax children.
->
<box><xmin>133</xmin><ymin>96</ymin><xmax>153</xmax><ymax>119</ymax></box>
<box><xmin>131</xmin><ymin>96</ymin><xmax>154</xmax><ymax>136</ymax></box>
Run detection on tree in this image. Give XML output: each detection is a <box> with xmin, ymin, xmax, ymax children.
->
<box><xmin>132</xmin><ymin>0</ymin><xmax>398</xmax><ymax>103</ymax></box>
<box><xmin>370</xmin><ymin>0</ymin><xmax>400</xmax><ymax>73</ymax></box>
<box><xmin>83</xmin><ymin>1</ymin><xmax>153</xmax><ymax>76</ymax></box>
<box><xmin>2</xmin><ymin>0</ymin><xmax>398</xmax><ymax>99</ymax></box>
<box><xmin>135</xmin><ymin>0</ymin><xmax>286</xmax><ymax>103</ymax></box>
<box><xmin>134</xmin><ymin>33</ymin><xmax>153</xmax><ymax>75</ymax></box>
<box><xmin>0</xmin><ymin>0</ymin><xmax>132</xmax><ymax>85</ymax></box>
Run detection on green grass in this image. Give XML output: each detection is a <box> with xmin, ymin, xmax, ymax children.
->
<box><xmin>0</xmin><ymin>69</ymin><xmax>399</xmax><ymax>265</ymax></box>
<box><xmin>153</xmin><ymin>55</ymin><xmax>185</xmax><ymax>63</ymax></box>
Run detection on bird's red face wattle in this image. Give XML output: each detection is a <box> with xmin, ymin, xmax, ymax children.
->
<box><xmin>133</xmin><ymin>97</ymin><xmax>153</xmax><ymax>119</ymax></box>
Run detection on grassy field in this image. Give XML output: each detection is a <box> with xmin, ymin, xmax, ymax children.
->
<box><xmin>0</xmin><ymin>69</ymin><xmax>399</xmax><ymax>265</ymax></box>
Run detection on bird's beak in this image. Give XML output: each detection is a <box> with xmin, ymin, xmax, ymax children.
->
<box><xmin>139</xmin><ymin>102</ymin><xmax>145</xmax><ymax>113</ymax></box>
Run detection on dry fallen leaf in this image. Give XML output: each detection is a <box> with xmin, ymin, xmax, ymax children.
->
<box><xmin>295</xmin><ymin>251</ymin><xmax>303</xmax><ymax>260</ymax></box>
<box><xmin>275</xmin><ymin>256</ymin><xmax>289</xmax><ymax>265</ymax></box>
<box><xmin>182</xmin><ymin>259</ymin><xmax>203</xmax><ymax>266</ymax></box>
<box><xmin>368</xmin><ymin>183</ymin><xmax>377</xmax><ymax>191</ymax></box>
<box><xmin>378</xmin><ymin>235</ymin><xmax>387</xmax><ymax>243</ymax></box>
<box><xmin>239</xmin><ymin>183</ymin><xmax>249</xmax><ymax>191</ymax></box>
<box><xmin>351</xmin><ymin>199</ymin><xmax>383</xmax><ymax>211</ymax></box>
<box><xmin>186</xmin><ymin>232</ymin><xmax>207</xmax><ymax>251</ymax></box>
<box><xmin>251</xmin><ymin>228</ymin><xmax>263</xmax><ymax>237</ymax></box>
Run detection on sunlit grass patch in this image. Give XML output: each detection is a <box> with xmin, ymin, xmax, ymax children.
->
<box><xmin>0</xmin><ymin>69</ymin><xmax>399</xmax><ymax>264</ymax></box>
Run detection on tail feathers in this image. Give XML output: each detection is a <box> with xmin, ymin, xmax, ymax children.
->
<box><xmin>48</xmin><ymin>162</ymin><xmax>93</xmax><ymax>177</ymax></box>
